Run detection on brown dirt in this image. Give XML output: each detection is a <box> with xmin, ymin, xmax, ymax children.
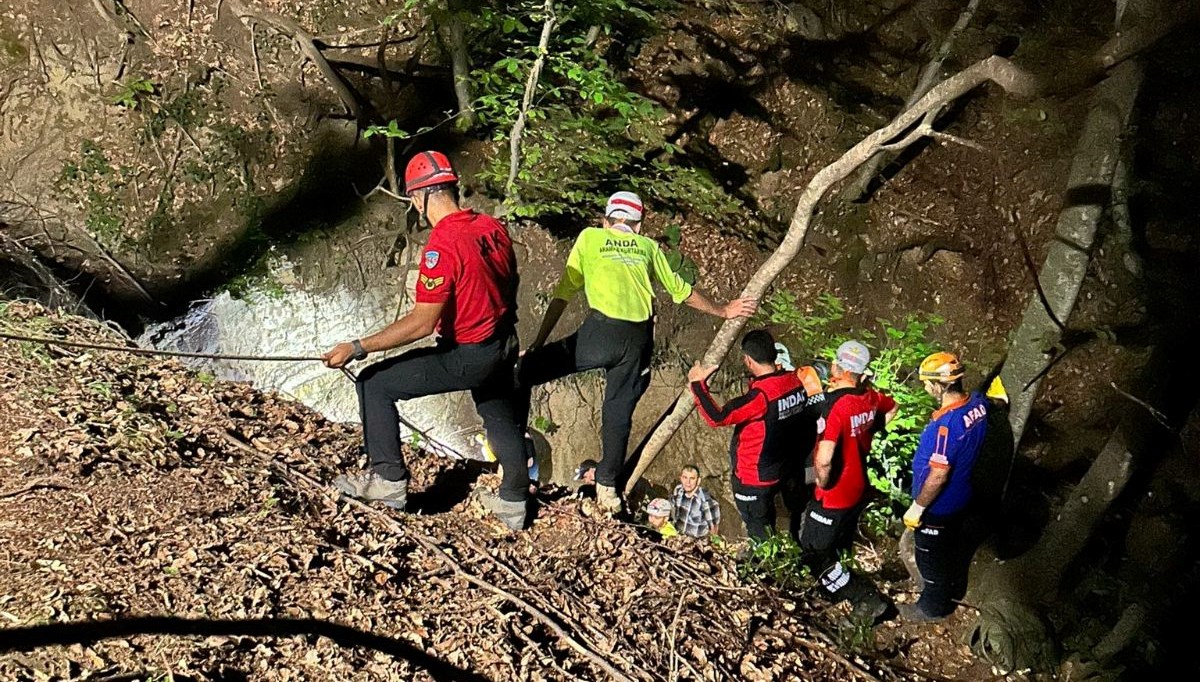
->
<box><xmin>0</xmin><ymin>302</ymin><xmax>1034</xmax><ymax>680</ymax></box>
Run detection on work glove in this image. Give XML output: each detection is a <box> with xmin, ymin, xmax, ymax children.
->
<box><xmin>903</xmin><ymin>502</ymin><xmax>926</xmax><ymax>530</ymax></box>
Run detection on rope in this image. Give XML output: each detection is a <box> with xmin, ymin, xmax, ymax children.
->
<box><xmin>0</xmin><ymin>331</ymin><xmax>323</xmax><ymax>362</ymax></box>
<box><xmin>2</xmin><ymin>330</ymin><xmax>473</xmax><ymax>460</ymax></box>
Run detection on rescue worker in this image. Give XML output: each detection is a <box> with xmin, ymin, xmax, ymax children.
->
<box><xmin>689</xmin><ymin>330</ymin><xmax>808</xmax><ymax>541</ymax></box>
<box><xmin>900</xmin><ymin>352</ymin><xmax>989</xmax><ymax>621</ymax></box>
<box><xmin>519</xmin><ymin>191</ymin><xmax>756</xmax><ymax>513</ymax></box>
<box><xmin>799</xmin><ymin>340</ymin><xmax>897</xmax><ymax>622</ymax></box>
<box><xmin>322</xmin><ymin>151</ymin><xmax>529</xmax><ymax>530</ymax></box>
<box><xmin>775</xmin><ymin>342</ymin><xmax>829</xmax><ymax>538</ymax></box>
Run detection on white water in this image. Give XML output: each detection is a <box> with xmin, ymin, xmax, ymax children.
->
<box><xmin>140</xmin><ymin>258</ymin><xmax>488</xmax><ymax>459</ymax></box>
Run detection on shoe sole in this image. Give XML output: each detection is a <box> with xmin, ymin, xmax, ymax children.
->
<box><xmin>333</xmin><ymin>483</ymin><xmax>406</xmax><ymax>510</ymax></box>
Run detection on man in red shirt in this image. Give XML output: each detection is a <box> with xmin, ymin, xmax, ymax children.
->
<box><xmin>689</xmin><ymin>330</ymin><xmax>813</xmax><ymax>541</ymax></box>
<box><xmin>322</xmin><ymin>151</ymin><xmax>528</xmax><ymax>530</ymax></box>
<box><xmin>799</xmin><ymin>340</ymin><xmax>897</xmax><ymax>621</ymax></box>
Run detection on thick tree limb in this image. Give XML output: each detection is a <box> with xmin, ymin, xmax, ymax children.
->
<box><xmin>224</xmin><ymin>0</ymin><xmax>361</xmax><ymax>120</ymax></box>
<box><xmin>999</xmin><ymin>60</ymin><xmax>1142</xmax><ymax>445</ymax></box>
<box><xmin>624</xmin><ymin>55</ymin><xmax>1040</xmax><ymax>494</ymax></box>
<box><xmin>844</xmin><ymin>0</ymin><xmax>984</xmax><ymax>201</ymax></box>
<box><xmin>504</xmin><ymin>0</ymin><xmax>557</xmax><ymax>204</ymax></box>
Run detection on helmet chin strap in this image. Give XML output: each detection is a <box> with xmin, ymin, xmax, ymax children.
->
<box><xmin>416</xmin><ymin>188</ymin><xmax>431</xmax><ymax>227</ymax></box>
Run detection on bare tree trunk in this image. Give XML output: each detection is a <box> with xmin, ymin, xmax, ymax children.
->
<box><xmin>504</xmin><ymin>0</ymin><xmax>557</xmax><ymax>204</ymax></box>
<box><xmin>624</xmin><ymin>56</ymin><xmax>1042</xmax><ymax>494</ymax></box>
<box><xmin>999</xmin><ymin>63</ymin><xmax>1142</xmax><ymax>446</ymax></box>
<box><xmin>445</xmin><ymin>1</ymin><xmax>475</xmax><ymax>129</ymax></box>
<box><xmin>843</xmin><ymin>0</ymin><xmax>984</xmax><ymax>201</ymax></box>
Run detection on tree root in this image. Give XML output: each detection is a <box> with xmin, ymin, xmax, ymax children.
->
<box><xmin>223</xmin><ymin>0</ymin><xmax>361</xmax><ymax>120</ymax></box>
<box><xmin>966</xmin><ymin>598</ymin><xmax>1058</xmax><ymax>673</ymax></box>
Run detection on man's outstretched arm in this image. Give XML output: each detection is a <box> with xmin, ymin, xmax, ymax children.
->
<box><xmin>322</xmin><ymin>302</ymin><xmax>444</xmax><ymax>368</ymax></box>
<box><xmin>682</xmin><ymin>290</ymin><xmax>758</xmax><ymax>319</ymax></box>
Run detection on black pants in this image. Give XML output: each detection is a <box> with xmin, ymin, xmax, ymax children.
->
<box><xmin>798</xmin><ymin>499</ymin><xmax>879</xmax><ymax>605</ymax></box>
<box><xmin>779</xmin><ymin>472</ymin><xmax>810</xmax><ymax>541</ymax></box>
<box><xmin>356</xmin><ymin>334</ymin><xmax>528</xmax><ymax>502</ymax></box>
<box><xmin>914</xmin><ymin>513</ymin><xmax>968</xmax><ymax>616</ymax></box>
<box><xmin>518</xmin><ymin>312</ymin><xmax>652</xmax><ymax>487</ymax></box>
<box><xmin>733</xmin><ymin>480</ymin><xmax>776</xmax><ymax>541</ymax></box>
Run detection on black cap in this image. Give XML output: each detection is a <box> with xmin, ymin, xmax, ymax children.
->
<box><xmin>574</xmin><ymin>459</ymin><xmax>598</xmax><ymax>481</ymax></box>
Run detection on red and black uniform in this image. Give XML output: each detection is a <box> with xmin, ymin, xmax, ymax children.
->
<box><xmin>799</xmin><ymin>382</ymin><xmax>895</xmax><ymax>604</ymax></box>
<box><xmin>358</xmin><ymin>210</ymin><xmax>528</xmax><ymax>501</ymax></box>
<box><xmin>691</xmin><ymin>370</ymin><xmax>810</xmax><ymax>540</ymax></box>
<box><xmin>782</xmin><ymin>365</ymin><xmax>828</xmax><ymax>538</ymax></box>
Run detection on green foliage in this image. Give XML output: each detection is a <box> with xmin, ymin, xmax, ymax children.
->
<box><xmin>834</xmin><ymin>615</ymin><xmax>876</xmax><ymax>653</ymax></box>
<box><xmin>224</xmin><ymin>253</ymin><xmax>286</xmax><ymax>301</ymax></box>
<box><xmin>57</xmin><ymin>140</ymin><xmax>128</xmax><ymax>248</ymax></box>
<box><xmin>757</xmin><ymin>291</ymin><xmax>845</xmax><ymax>358</ymax></box>
<box><xmin>381</xmin><ymin>0</ymin><xmax>739</xmax><ymax>221</ymax></box>
<box><xmin>861</xmin><ymin>314</ymin><xmax>942</xmax><ymax>509</ymax></box>
<box><xmin>145</xmin><ymin>85</ymin><xmax>206</xmax><ymax>139</ymax></box>
<box><xmin>860</xmin><ymin>500</ymin><xmax>893</xmax><ymax>539</ymax></box>
<box><xmin>737</xmin><ymin>531</ymin><xmax>812</xmax><ymax>589</ymax></box>
<box><xmin>660</xmin><ymin>224</ymin><xmax>699</xmax><ymax>285</ymax></box>
<box><xmin>531</xmin><ymin>415</ymin><xmax>559</xmax><ymax>435</ymax></box>
<box><xmin>760</xmin><ymin>293</ymin><xmax>942</xmax><ymax>519</ymax></box>
<box><xmin>111</xmin><ymin>76</ymin><xmax>156</xmax><ymax>110</ymax></box>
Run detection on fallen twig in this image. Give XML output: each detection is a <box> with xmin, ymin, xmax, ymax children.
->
<box><xmin>757</xmin><ymin>626</ymin><xmax>883</xmax><ymax>682</ymax></box>
<box><xmin>216</xmin><ymin>430</ymin><xmax>637</xmax><ymax>682</ymax></box>
<box><xmin>1109</xmin><ymin>381</ymin><xmax>1173</xmax><ymax>430</ymax></box>
<box><xmin>0</xmin><ymin>479</ymin><xmax>74</xmax><ymax>499</ymax></box>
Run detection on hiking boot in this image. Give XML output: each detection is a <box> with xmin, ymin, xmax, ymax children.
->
<box><xmin>334</xmin><ymin>470</ymin><xmax>408</xmax><ymax>510</ymax></box>
<box><xmin>595</xmin><ymin>484</ymin><xmax>622</xmax><ymax>514</ymax></box>
<box><xmin>898</xmin><ymin>603</ymin><xmax>948</xmax><ymax>623</ymax></box>
<box><xmin>476</xmin><ymin>490</ymin><xmax>527</xmax><ymax>531</ymax></box>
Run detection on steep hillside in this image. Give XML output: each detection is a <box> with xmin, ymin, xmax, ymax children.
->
<box><xmin>0</xmin><ymin>302</ymin><xmax>1009</xmax><ymax>681</ymax></box>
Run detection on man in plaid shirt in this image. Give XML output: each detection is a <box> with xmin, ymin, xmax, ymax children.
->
<box><xmin>671</xmin><ymin>465</ymin><xmax>721</xmax><ymax>538</ymax></box>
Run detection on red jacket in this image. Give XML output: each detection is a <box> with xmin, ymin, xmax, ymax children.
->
<box><xmin>691</xmin><ymin>370</ymin><xmax>813</xmax><ymax>487</ymax></box>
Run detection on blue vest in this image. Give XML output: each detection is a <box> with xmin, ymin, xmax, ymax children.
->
<box><xmin>912</xmin><ymin>393</ymin><xmax>989</xmax><ymax>516</ymax></box>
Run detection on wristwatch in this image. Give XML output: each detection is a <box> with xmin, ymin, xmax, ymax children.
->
<box><xmin>350</xmin><ymin>339</ymin><xmax>368</xmax><ymax>361</ymax></box>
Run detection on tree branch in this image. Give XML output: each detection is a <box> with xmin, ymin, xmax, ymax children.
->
<box><xmin>843</xmin><ymin>0</ymin><xmax>984</xmax><ymax>200</ymax></box>
<box><xmin>444</xmin><ymin>1</ymin><xmax>475</xmax><ymax>129</ymax></box>
<box><xmin>504</xmin><ymin>0</ymin><xmax>557</xmax><ymax>205</ymax></box>
<box><xmin>224</xmin><ymin>0</ymin><xmax>361</xmax><ymax>120</ymax></box>
<box><xmin>624</xmin><ymin>55</ymin><xmax>1041</xmax><ymax>494</ymax></box>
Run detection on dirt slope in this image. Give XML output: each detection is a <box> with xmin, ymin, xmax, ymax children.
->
<box><xmin>0</xmin><ymin>302</ymin><xmax>1017</xmax><ymax>681</ymax></box>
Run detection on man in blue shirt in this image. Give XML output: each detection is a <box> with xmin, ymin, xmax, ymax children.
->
<box><xmin>901</xmin><ymin>352</ymin><xmax>989</xmax><ymax>621</ymax></box>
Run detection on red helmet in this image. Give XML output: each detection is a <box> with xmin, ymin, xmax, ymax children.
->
<box><xmin>404</xmin><ymin>151</ymin><xmax>458</xmax><ymax>194</ymax></box>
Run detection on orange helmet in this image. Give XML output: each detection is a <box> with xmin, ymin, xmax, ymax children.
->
<box><xmin>918</xmin><ymin>352</ymin><xmax>965</xmax><ymax>383</ymax></box>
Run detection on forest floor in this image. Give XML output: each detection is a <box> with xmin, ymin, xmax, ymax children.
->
<box><xmin>0</xmin><ymin>302</ymin><xmax>1026</xmax><ymax>680</ymax></box>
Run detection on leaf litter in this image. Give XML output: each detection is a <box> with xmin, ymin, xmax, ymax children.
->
<box><xmin>0</xmin><ymin>302</ymin><xmax>1008</xmax><ymax>681</ymax></box>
